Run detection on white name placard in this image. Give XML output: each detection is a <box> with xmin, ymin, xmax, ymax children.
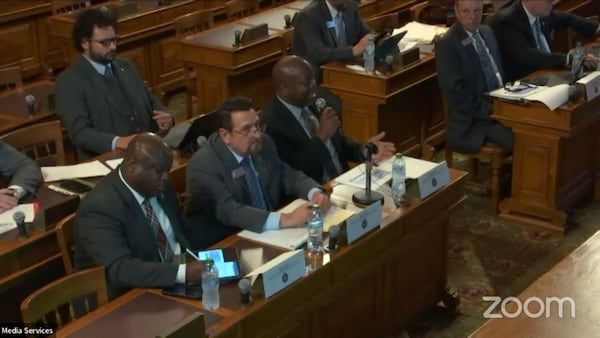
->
<box><xmin>345</xmin><ymin>201</ymin><xmax>382</xmax><ymax>244</ymax></box>
<box><xmin>246</xmin><ymin>249</ymin><xmax>305</xmax><ymax>298</ymax></box>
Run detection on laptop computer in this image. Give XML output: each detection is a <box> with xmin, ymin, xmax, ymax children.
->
<box><xmin>163</xmin><ymin>111</ymin><xmax>217</xmax><ymax>154</ymax></box>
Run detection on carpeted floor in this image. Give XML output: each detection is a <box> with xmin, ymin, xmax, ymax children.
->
<box><xmin>166</xmin><ymin>92</ymin><xmax>600</xmax><ymax>338</ymax></box>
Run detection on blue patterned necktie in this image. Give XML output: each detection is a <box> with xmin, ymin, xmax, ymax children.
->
<box><xmin>104</xmin><ymin>65</ymin><xmax>113</xmax><ymax>78</ymax></box>
<box><xmin>335</xmin><ymin>12</ymin><xmax>347</xmax><ymax>47</ymax></box>
<box><xmin>240</xmin><ymin>157</ymin><xmax>267</xmax><ymax>210</ymax></box>
<box><xmin>473</xmin><ymin>31</ymin><xmax>501</xmax><ymax>91</ymax></box>
<box><xmin>533</xmin><ymin>18</ymin><xmax>551</xmax><ymax>54</ymax></box>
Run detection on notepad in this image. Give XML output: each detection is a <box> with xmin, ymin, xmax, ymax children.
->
<box><xmin>41</xmin><ymin>161</ymin><xmax>111</xmax><ymax>182</ymax></box>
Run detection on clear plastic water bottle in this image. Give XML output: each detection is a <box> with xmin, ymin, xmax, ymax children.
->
<box><xmin>201</xmin><ymin>258</ymin><xmax>220</xmax><ymax>310</ymax></box>
<box><xmin>570</xmin><ymin>42</ymin><xmax>584</xmax><ymax>78</ymax></box>
<box><xmin>363</xmin><ymin>35</ymin><xmax>375</xmax><ymax>73</ymax></box>
<box><xmin>307</xmin><ymin>204</ymin><xmax>323</xmax><ymax>253</ymax></box>
<box><xmin>391</xmin><ymin>153</ymin><xmax>406</xmax><ymax>207</ymax></box>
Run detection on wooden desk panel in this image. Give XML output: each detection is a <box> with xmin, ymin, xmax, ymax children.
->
<box><xmin>56</xmin><ymin>168</ymin><xmax>467</xmax><ymax>338</ymax></box>
<box><xmin>321</xmin><ymin>55</ymin><xmax>445</xmax><ymax>158</ymax></box>
<box><xmin>0</xmin><ymin>80</ymin><xmax>56</xmax><ymax>136</ymax></box>
<box><xmin>492</xmin><ymin>92</ymin><xmax>600</xmax><ymax>231</ymax></box>
<box><xmin>470</xmin><ymin>230</ymin><xmax>600</xmax><ymax>338</ymax></box>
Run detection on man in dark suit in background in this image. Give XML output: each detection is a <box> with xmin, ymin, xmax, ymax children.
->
<box><xmin>56</xmin><ymin>9</ymin><xmax>174</xmax><ymax>161</ymax></box>
<box><xmin>292</xmin><ymin>0</ymin><xmax>373</xmax><ymax>81</ymax></box>
<box><xmin>435</xmin><ymin>0</ymin><xmax>513</xmax><ymax>154</ymax></box>
<box><xmin>489</xmin><ymin>0</ymin><xmax>599</xmax><ymax>81</ymax></box>
<box><xmin>184</xmin><ymin>96</ymin><xmax>329</xmax><ymax>249</ymax></box>
<box><xmin>261</xmin><ymin>55</ymin><xmax>395</xmax><ymax>184</ymax></box>
<box><xmin>0</xmin><ymin>140</ymin><xmax>42</xmax><ymax>213</ymax></box>
<box><xmin>74</xmin><ymin>133</ymin><xmax>202</xmax><ymax>299</ymax></box>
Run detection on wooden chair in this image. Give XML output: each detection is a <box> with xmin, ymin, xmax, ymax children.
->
<box><xmin>225</xmin><ymin>0</ymin><xmax>259</xmax><ymax>21</ymax></box>
<box><xmin>169</xmin><ymin>164</ymin><xmax>187</xmax><ymax>206</ymax></box>
<box><xmin>0</xmin><ymin>66</ymin><xmax>23</xmax><ymax>92</ymax></box>
<box><xmin>410</xmin><ymin>1</ymin><xmax>450</xmax><ymax>26</ymax></box>
<box><xmin>174</xmin><ymin>10</ymin><xmax>215</xmax><ymax>119</ymax></box>
<box><xmin>20</xmin><ymin>266</ymin><xmax>108</xmax><ymax>327</ymax></box>
<box><xmin>155</xmin><ymin>312</ymin><xmax>206</xmax><ymax>338</ymax></box>
<box><xmin>51</xmin><ymin>0</ymin><xmax>89</xmax><ymax>15</ymax></box>
<box><xmin>0</xmin><ymin>120</ymin><xmax>65</xmax><ymax>166</ymax></box>
<box><xmin>445</xmin><ymin>143</ymin><xmax>509</xmax><ymax>212</ymax></box>
<box><xmin>365</xmin><ymin>13</ymin><xmax>400</xmax><ymax>34</ymax></box>
<box><xmin>55</xmin><ymin>213</ymin><xmax>76</xmax><ymax>275</ymax></box>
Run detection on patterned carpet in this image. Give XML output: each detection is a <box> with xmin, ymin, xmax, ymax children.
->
<box><xmin>165</xmin><ymin>93</ymin><xmax>600</xmax><ymax>338</ymax></box>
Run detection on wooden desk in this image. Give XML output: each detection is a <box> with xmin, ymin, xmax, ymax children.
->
<box><xmin>48</xmin><ymin>0</ymin><xmax>212</xmax><ymax>98</ymax></box>
<box><xmin>492</xmin><ymin>89</ymin><xmax>600</xmax><ymax>231</ymax></box>
<box><xmin>321</xmin><ymin>55</ymin><xmax>445</xmax><ymax>158</ymax></box>
<box><xmin>470</xmin><ymin>230</ymin><xmax>600</xmax><ymax>338</ymax></box>
<box><xmin>57</xmin><ymin>168</ymin><xmax>467</xmax><ymax>338</ymax></box>
<box><xmin>0</xmin><ymin>80</ymin><xmax>55</xmax><ymax>136</ymax></box>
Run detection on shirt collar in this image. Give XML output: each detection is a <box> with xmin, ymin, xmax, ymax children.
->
<box><xmin>226</xmin><ymin>145</ymin><xmax>246</xmax><ymax>164</ymax></box>
<box><xmin>325</xmin><ymin>0</ymin><xmax>339</xmax><ymax>20</ymax></box>
<box><xmin>83</xmin><ymin>54</ymin><xmax>111</xmax><ymax>76</ymax></box>
<box><xmin>276</xmin><ymin>96</ymin><xmax>304</xmax><ymax>120</ymax></box>
<box><xmin>522</xmin><ymin>2</ymin><xmax>538</xmax><ymax>25</ymax></box>
<box><xmin>118</xmin><ymin>168</ymin><xmax>148</xmax><ymax>205</ymax></box>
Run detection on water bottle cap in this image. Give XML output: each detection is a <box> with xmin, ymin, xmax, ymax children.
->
<box><xmin>395</xmin><ymin>152</ymin><xmax>403</xmax><ymax>158</ymax></box>
<box><xmin>310</xmin><ymin>204</ymin><xmax>320</xmax><ymax>210</ymax></box>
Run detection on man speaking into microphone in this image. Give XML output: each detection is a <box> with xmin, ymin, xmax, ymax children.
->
<box><xmin>261</xmin><ymin>55</ymin><xmax>395</xmax><ymax>184</ymax></box>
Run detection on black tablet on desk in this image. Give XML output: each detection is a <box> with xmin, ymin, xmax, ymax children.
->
<box><xmin>375</xmin><ymin>30</ymin><xmax>407</xmax><ymax>61</ymax></box>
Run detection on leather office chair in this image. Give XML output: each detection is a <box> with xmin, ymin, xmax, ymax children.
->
<box><xmin>55</xmin><ymin>213</ymin><xmax>75</xmax><ymax>275</ymax></box>
<box><xmin>225</xmin><ymin>0</ymin><xmax>259</xmax><ymax>21</ymax></box>
<box><xmin>155</xmin><ymin>312</ymin><xmax>206</xmax><ymax>338</ymax></box>
<box><xmin>169</xmin><ymin>164</ymin><xmax>187</xmax><ymax>207</ymax></box>
<box><xmin>0</xmin><ymin>120</ymin><xmax>65</xmax><ymax>166</ymax></box>
<box><xmin>0</xmin><ymin>66</ymin><xmax>23</xmax><ymax>92</ymax></box>
<box><xmin>174</xmin><ymin>10</ymin><xmax>215</xmax><ymax>119</ymax></box>
<box><xmin>20</xmin><ymin>266</ymin><xmax>108</xmax><ymax>327</ymax></box>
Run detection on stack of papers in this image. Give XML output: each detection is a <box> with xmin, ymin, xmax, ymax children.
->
<box><xmin>489</xmin><ymin>84</ymin><xmax>569</xmax><ymax>111</ymax></box>
<box><xmin>41</xmin><ymin>160</ymin><xmax>112</xmax><ymax>182</ymax></box>
<box><xmin>393</xmin><ymin>21</ymin><xmax>448</xmax><ymax>44</ymax></box>
<box><xmin>237</xmin><ymin>199</ymin><xmax>355</xmax><ymax>250</ymax></box>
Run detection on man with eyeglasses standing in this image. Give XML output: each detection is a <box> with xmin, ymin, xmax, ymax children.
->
<box><xmin>56</xmin><ymin>8</ymin><xmax>174</xmax><ymax>161</ymax></box>
<box><xmin>435</xmin><ymin>0</ymin><xmax>513</xmax><ymax>154</ymax></box>
<box><xmin>183</xmin><ymin>96</ymin><xmax>330</xmax><ymax>248</ymax></box>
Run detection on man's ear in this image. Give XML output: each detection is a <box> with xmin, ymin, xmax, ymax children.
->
<box><xmin>218</xmin><ymin>128</ymin><xmax>230</xmax><ymax>144</ymax></box>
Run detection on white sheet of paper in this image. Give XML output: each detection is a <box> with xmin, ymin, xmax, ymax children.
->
<box><xmin>104</xmin><ymin>158</ymin><xmax>123</xmax><ymax>169</ymax></box>
<box><xmin>0</xmin><ymin>203</ymin><xmax>36</xmax><ymax>235</ymax></box>
<box><xmin>489</xmin><ymin>84</ymin><xmax>569</xmax><ymax>111</ymax></box>
<box><xmin>42</xmin><ymin>161</ymin><xmax>111</xmax><ymax>182</ymax></box>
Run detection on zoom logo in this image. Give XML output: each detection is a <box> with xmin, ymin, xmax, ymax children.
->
<box><xmin>483</xmin><ymin>296</ymin><xmax>576</xmax><ymax>319</ymax></box>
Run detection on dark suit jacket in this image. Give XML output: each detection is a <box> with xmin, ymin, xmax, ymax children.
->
<box><xmin>183</xmin><ymin>133</ymin><xmax>320</xmax><ymax>248</ymax></box>
<box><xmin>489</xmin><ymin>2</ymin><xmax>598</xmax><ymax>81</ymax></box>
<box><xmin>0</xmin><ymin>140</ymin><xmax>41</xmax><ymax>196</ymax></box>
<box><xmin>292</xmin><ymin>0</ymin><xmax>370</xmax><ymax>80</ymax></box>
<box><xmin>260</xmin><ymin>92</ymin><xmax>363</xmax><ymax>183</ymax></box>
<box><xmin>74</xmin><ymin>170</ymin><xmax>190</xmax><ymax>299</ymax></box>
<box><xmin>56</xmin><ymin>55</ymin><xmax>170</xmax><ymax>161</ymax></box>
<box><xmin>435</xmin><ymin>23</ymin><xmax>505</xmax><ymax>154</ymax></box>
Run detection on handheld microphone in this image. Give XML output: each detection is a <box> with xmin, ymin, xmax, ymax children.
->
<box><xmin>328</xmin><ymin>225</ymin><xmax>340</xmax><ymax>251</ymax></box>
<box><xmin>196</xmin><ymin>135</ymin><xmax>207</xmax><ymax>148</ymax></box>
<box><xmin>238</xmin><ymin>278</ymin><xmax>251</xmax><ymax>305</ymax></box>
<box><xmin>284</xmin><ymin>14</ymin><xmax>292</xmax><ymax>29</ymax></box>
<box><xmin>233</xmin><ymin>30</ymin><xmax>242</xmax><ymax>47</ymax></box>
<box><xmin>315</xmin><ymin>98</ymin><xmax>327</xmax><ymax>113</ymax></box>
<box><xmin>13</xmin><ymin>211</ymin><xmax>28</xmax><ymax>237</ymax></box>
<box><xmin>25</xmin><ymin>95</ymin><xmax>35</xmax><ymax>116</ymax></box>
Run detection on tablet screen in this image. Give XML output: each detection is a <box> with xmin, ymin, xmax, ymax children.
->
<box><xmin>197</xmin><ymin>248</ymin><xmax>241</xmax><ymax>281</ymax></box>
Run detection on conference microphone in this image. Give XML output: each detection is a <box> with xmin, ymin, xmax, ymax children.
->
<box><xmin>13</xmin><ymin>211</ymin><xmax>28</xmax><ymax>237</ymax></box>
<box><xmin>25</xmin><ymin>94</ymin><xmax>35</xmax><ymax>116</ymax></box>
<box><xmin>385</xmin><ymin>54</ymin><xmax>394</xmax><ymax>72</ymax></box>
<box><xmin>365</xmin><ymin>142</ymin><xmax>378</xmax><ymax>156</ymax></box>
<box><xmin>100</xmin><ymin>6</ymin><xmax>108</xmax><ymax>12</ymax></box>
<box><xmin>238</xmin><ymin>278</ymin><xmax>251</xmax><ymax>305</ymax></box>
<box><xmin>284</xmin><ymin>14</ymin><xmax>292</xmax><ymax>29</ymax></box>
<box><xmin>196</xmin><ymin>135</ymin><xmax>207</xmax><ymax>148</ymax></box>
<box><xmin>328</xmin><ymin>224</ymin><xmax>340</xmax><ymax>251</ymax></box>
<box><xmin>352</xmin><ymin>142</ymin><xmax>384</xmax><ymax>207</ymax></box>
<box><xmin>233</xmin><ymin>30</ymin><xmax>242</xmax><ymax>47</ymax></box>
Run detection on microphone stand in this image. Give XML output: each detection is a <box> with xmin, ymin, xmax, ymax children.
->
<box><xmin>352</xmin><ymin>145</ymin><xmax>384</xmax><ymax>207</ymax></box>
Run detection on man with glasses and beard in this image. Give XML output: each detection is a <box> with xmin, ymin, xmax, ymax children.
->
<box><xmin>56</xmin><ymin>8</ymin><xmax>174</xmax><ymax>161</ymax></box>
<box><xmin>183</xmin><ymin>96</ymin><xmax>329</xmax><ymax>248</ymax></box>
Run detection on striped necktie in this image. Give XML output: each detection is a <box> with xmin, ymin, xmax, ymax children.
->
<box><xmin>142</xmin><ymin>198</ymin><xmax>173</xmax><ymax>262</ymax></box>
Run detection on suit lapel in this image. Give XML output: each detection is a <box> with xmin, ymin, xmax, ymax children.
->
<box><xmin>211</xmin><ymin>135</ymin><xmax>253</xmax><ymax>204</ymax></box>
<box><xmin>275</xmin><ymin>99</ymin><xmax>312</xmax><ymax>142</ymax></box>
<box><xmin>319</xmin><ymin>0</ymin><xmax>338</xmax><ymax>47</ymax></box>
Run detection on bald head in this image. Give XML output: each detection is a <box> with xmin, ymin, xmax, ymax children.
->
<box><xmin>272</xmin><ymin>55</ymin><xmax>317</xmax><ymax>107</ymax></box>
<box><xmin>121</xmin><ymin>133</ymin><xmax>173</xmax><ymax>197</ymax></box>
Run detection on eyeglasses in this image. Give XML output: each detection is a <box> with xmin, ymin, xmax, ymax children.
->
<box><xmin>231</xmin><ymin>122</ymin><xmax>266</xmax><ymax>136</ymax></box>
<box><xmin>91</xmin><ymin>37</ymin><xmax>118</xmax><ymax>47</ymax></box>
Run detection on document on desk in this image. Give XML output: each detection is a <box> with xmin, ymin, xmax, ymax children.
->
<box><xmin>237</xmin><ymin>199</ymin><xmax>355</xmax><ymax>250</ymax></box>
<box><xmin>104</xmin><ymin>158</ymin><xmax>123</xmax><ymax>169</ymax></box>
<box><xmin>489</xmin><ymin>84</ymin><xmax>569</xmax><ymax>111</ymax></box>
<box><xmin>42</xmin><ymin>160</ymin><xmax>112</xmax><ymax>182</ymax></box>
<box><xmin>393</xmin><ymin>21</ymin><xmax>448</xmax><ymax>44</ymax></box>
<box><xmin>0</xmin><ymin>203</ymin><xmax>35</xmax><ymax>235</ymax></box>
